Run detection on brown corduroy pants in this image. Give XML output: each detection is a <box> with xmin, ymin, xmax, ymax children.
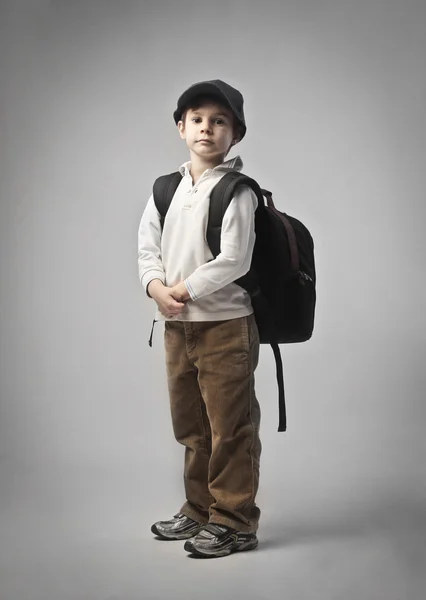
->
<box><xmin>164</xmin><ymin>313</ymin><xmax>262</xmax><ymax>534</ymax></box>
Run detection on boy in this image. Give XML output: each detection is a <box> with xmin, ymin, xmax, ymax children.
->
<box><xmin>137</xmin><ymin>80</ymin><xmax>261</xmax><ymax>558</ymax></box>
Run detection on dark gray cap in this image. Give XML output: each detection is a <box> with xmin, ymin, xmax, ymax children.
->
<box><xmin>173</xmin><ymin>79</ymin><xmax>246</xmax><ymax>139</ymax></box>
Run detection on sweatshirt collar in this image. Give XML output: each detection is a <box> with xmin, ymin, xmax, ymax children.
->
<box><xmin>178</xmin><ymin>155</ymin><xmax>243</xmax><ymax>177</ymax></box>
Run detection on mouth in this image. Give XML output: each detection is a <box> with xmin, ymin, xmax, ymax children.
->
<box><xmin>197</xmin><ymin>139</ymin><xmax>213</xmax><ymax>144</ymax></box>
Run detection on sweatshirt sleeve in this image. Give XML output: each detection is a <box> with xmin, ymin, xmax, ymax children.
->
<box><xmin>137</xmin><ymin>194</ymin><xmax>165</xmax><ymax>296</ymax></box>
<box><xmin>184</xmin><ymin>185</ymin><xmax>258</xmax><ymax>301</ymax></box>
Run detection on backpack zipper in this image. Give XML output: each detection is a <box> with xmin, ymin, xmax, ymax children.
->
<box><xmin>298</xmin><ymin>271</ymin><xmax>313</xmax><ymax>285</ymax></box>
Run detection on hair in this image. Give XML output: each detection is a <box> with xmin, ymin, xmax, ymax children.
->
<box><xmin>180</xmin><ymin>93</ymin><xmax>244</xmax><ymax>143</ymax></box>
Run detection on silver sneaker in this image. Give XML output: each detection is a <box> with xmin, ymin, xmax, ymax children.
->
<box><xmin>151</xmin><ymin>512</ymin><xmax>204</xmax><ymax>540</ymax></box>
<box><xmin>184</xmin><ymin>523</ymin><xmax>259</xmax><ymax>557</ymax></box>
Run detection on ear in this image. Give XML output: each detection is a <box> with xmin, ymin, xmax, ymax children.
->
<box><xmin>177</xmin><ymin>120</ymin><xmax>186</xmax><ymax>140</ymax></box>
<box><xmin>231</xmin><ymin>127</ymin><xmax>241</xmax><ymax>147</ymax></box>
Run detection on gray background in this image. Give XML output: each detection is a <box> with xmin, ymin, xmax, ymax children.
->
<box><xmin>1</xmin><ymin>1</ymin><xmax>425</xmax><ymax>599</ymax></box>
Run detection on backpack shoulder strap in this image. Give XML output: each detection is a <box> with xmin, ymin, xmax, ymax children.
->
<box><xmin>209</xmin><ymin>171</ymin><xmax>287</xmax><ymax>432</ymax></box>
<box><xmin>152</xmin><ymin>172</ymin><xmax>183</xmax><ymax>229</ymax></box>
<box><xmin>208</xmin><ymin>171</ymin><xmax>265</xmax><ymax>256</ymax></box>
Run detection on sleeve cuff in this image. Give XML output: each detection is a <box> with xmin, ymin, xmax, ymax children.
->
<box><xmin>184</xmin><ymin>278</ymin><xmax>197</xmax><ymax>301</ymax></box>
<box><xmin>142</xmin><ymin>272</ymin><xmax>165</xmax><ymax>297</ymax></box>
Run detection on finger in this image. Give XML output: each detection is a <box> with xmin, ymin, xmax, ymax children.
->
<box><xmin>169</xmin><ymin>294</ymin><xmax>185</xmax><ymax>305</ymax></box>
<box><xmin>171</xmin><ymin>300</ymin><xmax>185</xmax><ymax>307</ymax></box>
<box><xmin>168</xmin><ymin>304</ymin><xmax>185</xmax><ymax>313</ymax></box>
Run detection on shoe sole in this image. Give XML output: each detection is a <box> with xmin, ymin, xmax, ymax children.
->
<box><xmin>184</xmin><ymin>538</ymin><xmax>259</xmax><ymax>558</ymax></box>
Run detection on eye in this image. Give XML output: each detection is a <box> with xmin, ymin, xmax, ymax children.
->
<box><xmin>214</xmin><ymin>118</ymin><xmax>225</xmax><ymax>125</ymax></box>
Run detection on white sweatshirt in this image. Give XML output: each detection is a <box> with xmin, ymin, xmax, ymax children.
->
<box><xmin>137</xmin><ymin>155</ymin><xmax>258</xmax><ymax>321</ymax></box>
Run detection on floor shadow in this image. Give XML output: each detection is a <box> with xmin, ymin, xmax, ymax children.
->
<box><xmin>257</xmin><ymin>496</ymin><xmax>426</xmax><ymax>551</ymax></box>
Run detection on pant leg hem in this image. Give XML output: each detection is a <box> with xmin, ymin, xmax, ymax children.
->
<box><xmin>180</xmin><ymin>503</ymin><xmax>209</xmax><ymax>524</ymax></box>
<box><xmin>208</xmin><ymin>515</ymin><xmax>258</xmax><ymax>534</ymax></box>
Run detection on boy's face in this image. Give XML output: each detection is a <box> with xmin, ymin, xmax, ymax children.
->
<box><xmin>178</xmin><ymin>101</ymin><xmax>239</xmax><ymax>162</ymax></box>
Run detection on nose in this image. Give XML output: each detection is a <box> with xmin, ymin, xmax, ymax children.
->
<box><xmin>200</xmin><ymin>120</ymin><xmax>212</xmax><ymax>133</ymax></box>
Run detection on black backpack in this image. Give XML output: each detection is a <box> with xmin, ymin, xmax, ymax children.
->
<box><xmin>152</xmin><ymin>170</ymin><xmax>316</xmax><ymax>432</ymax></box>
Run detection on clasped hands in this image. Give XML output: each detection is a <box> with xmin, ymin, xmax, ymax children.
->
<box><xmin>147</xmin><ymin>279</ymin><xmax>190</xmax><ymax>318</ymax></box>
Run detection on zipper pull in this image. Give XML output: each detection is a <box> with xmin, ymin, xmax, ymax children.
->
<box><xmin>298</xmin><ymin>271</ymin><xmax>313</xmax><ymax>285</ymax></box>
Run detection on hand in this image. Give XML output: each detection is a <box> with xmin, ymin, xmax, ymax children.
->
<box><xmin>169</xmin><ymin>281</ymin><xmax>191</xmax><ymax>303</ymax></box>
<box><xmin>147</xmin><ymin>279</ymin><xmax>186</xmax><ymax>318</ymax></box>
